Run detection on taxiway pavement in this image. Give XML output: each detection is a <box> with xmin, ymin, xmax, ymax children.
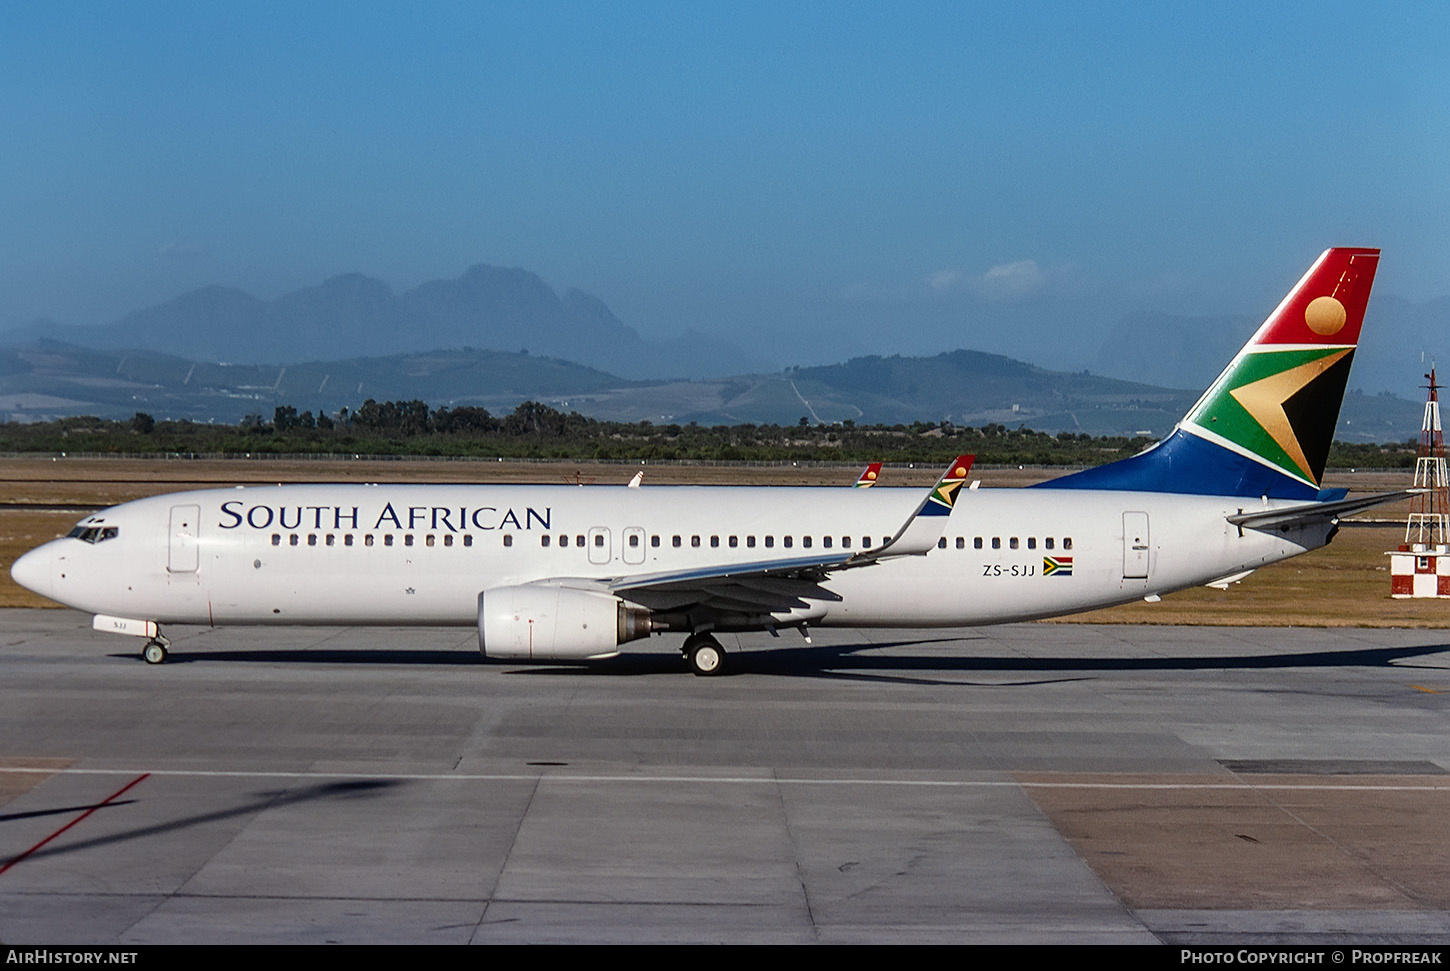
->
<box><xmin>2</xmin><ymin>610</ymin><xmax>1449</xmax><ymax>944</ymax></box>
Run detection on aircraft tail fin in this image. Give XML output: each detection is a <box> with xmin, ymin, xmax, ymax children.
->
<box><xmin>853</xmin><ymin>462</ymin><xmax>883</xmax><ymax>488</ymax></box>
<box><xmin>1037</xmin><ymin>248</ymin><xmax>1380</xmax><ymax>500</ymax></box>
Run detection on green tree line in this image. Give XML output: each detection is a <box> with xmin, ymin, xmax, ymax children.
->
<box><xmin>0</xmin><ymin>399</ymin><xmax>1421</xmax><ymax>469</ymax></box>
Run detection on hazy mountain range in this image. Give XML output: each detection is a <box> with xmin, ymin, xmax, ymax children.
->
<box><xmin>1091</xmin><ymin>293</ymin><xmax>1450</xmax><ymax>396</ymax></box>
<box><xmin>0</xmin><ymin>338</ymin><xmax>1419</xmax><ymax>443</ymax></box>
<box><xmin>3</xmin><ymin>265</ymin><xmax>767</xmax><ymax>380</ymax></box>
<box><xmin>0</xmin><ymin>264</ymin><xmax>1435</xmax><ymax>441</ymax></box>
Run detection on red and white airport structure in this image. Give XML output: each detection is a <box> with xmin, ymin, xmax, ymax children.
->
<box><xmin>1389</xmin><ymin>369</ymin><xmax>1450</xmax><ymax>598</ymax></box>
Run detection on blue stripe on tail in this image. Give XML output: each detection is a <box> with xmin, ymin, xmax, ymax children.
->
<box><xmin>1031</xmin><ymin>429</ymin><xmax>1332</xmax><ymax>500</ymax></box>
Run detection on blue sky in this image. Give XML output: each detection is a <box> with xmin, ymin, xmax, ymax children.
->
<box><xmin>3</xmin><ymin>2</ymin><xmax>1446</xmax><ymax>371</ymax></box>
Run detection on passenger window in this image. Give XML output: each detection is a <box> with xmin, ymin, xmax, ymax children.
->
<box><xmin>272</xmin><ymin>534</ymin><xmax>281</xmax><ymax>546</ymax></box>
<box><xmin>575</xmin><ymin>535</ymin><xmax>584</xmax><ymax>547</ymax></box>
<box><xmin>463</xmin><ymin>535</ymin><xmax>473</xmax><ymax>547</ymax></box>
<box><xmin>308</xmin><ymin>535</ymin><xmax>317</xmax><ymax>546</ymax></box>
<box><xmin>729</xmin><ymin>536</ymin><xmax>738</xmax><ymax>548</ymax></box>
<box><xmin>1027</xmin><ymin>537</ymin><xmax>1036</xmax><ymax>550</ymax></box>
<box><xmin>710</xmin><ymin>536</ymin><xmax>719</xmax><ymax>548</ymax></box>
<box><xmin>384</xmin><ymin>535</ymin><xmax>394</xmax><ymax>547</ymax></box>
<box><xmin>444</xmin><ymin>534</ymin><xmax>453</xmax><ymax>547</ymax></box>
<box><xmin>692</xmin><ymin>536</ymin><xmax>701</xmax><ymax>548</ymax></box>
<box><xmin>628</xmin><ymin>534</ymin><xmax>639</xmax><ymax>547</ymax></box>
<box><xmin>783</xmin><ymin>536</ymin><xmax>792</xmax><ymax>548</ymax></box>
<box><xmin>823</xmin><ymin>536</ymin><xmax>832</xmax><ymax>549</ymax></box>
<box><xmin>594</xmin><ymin>534</ymin><xmax>604</xmax><ymax>547</ymax></box>
<box><xmin>802</xmin><ymin>536</ymin><xmax>811</xmax><ymax>549</ymax></box>
<box><xmin>346</xmin><ymin>535</ymin><xmax>354</xmax><ymax>547</ymax></box>
<box><xmin>1064</xmin><ymin>537</ymin><xmax>1073</xmax><ymax>550</ymax></box>
<box><xmin>559</xmin><ymin>535</ymin><xmax>568</xmax><ymax>547</ymax></box>
<box><xmin>425</xmin><ymin>535</ymin><xmax>435</xmax><ymax>547</ymax></box>
<box><xmin>290</xmin><ymin>535</ymin><xmax>299</xmax><ymax>546</ymax></box>
<box><xmin>326</xmin><ymin>534</ymin><xmax>335</xmax><ymax>547</ymax></box>
<box><xmin>956</xmin><ymin>537</ymin><xmax>965</xmax><ymax>549</ymax></box>
<box><xmin>1009</xmin><ymin>538</ymin><xmax>1018</xmax><ymax>549</ymax></box>
<box><xmin>365</xmin><ymin>535</ymin><xmax>374</xmax><ymax>547</ymax></box>
<box><xmin>937</xmin><ymin>537</ymin><xmax>947</xmax><ymax>549</ymax></box>
<box><xmin>404</xmin><ymin>535</ymin><xmax>414</xmax><ymax>547</ymax></box>
<box><xmin>974</xmin><ymin>537</ymin><xmax>983</xmax><ymax>549</ymax></box>
<box><xmin>747</xmin><ymin>536</ymin><xmax>756</xmax><ymax>548</ymax></box>
<box><xmin>651</xmin><ymin>535</ymin><xmax>660</xmax><ymax>548</ymax></box>
<box><xmin>673</xmin><ymin>536</ymin><xmax>682</xmax><ymax>548</ymax></box>
<box><xmin>1045</xmin><ymin>537</ymin><xmax>1054</xmax><ymax>550</ymax></box>
<box><xmin>991</xmin><ymin>537</ymin><xmax>1000</xmax><ymax>549</ymax></box>
<box><xmin>503</xmin><ymin>534</ymin><xmax>513</xmax><ymax>547</ymax></box>
<box><xmin>765</xmin><ymin>536</ymin><xmax>774</xmax><ymax>548</ymax></box>
<box><xmin>542</xmin><ymin>535</ymin><xmax>551</xmax><ymax>547</ymax></box>
<box><xmin>842</xmin><ymin>537</ymin><xmax>851</xmax><ymax>549</ymax></box>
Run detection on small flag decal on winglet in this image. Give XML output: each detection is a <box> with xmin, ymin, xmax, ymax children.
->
<box><xmin>1043</xmin><ymin>556</ymin><xmax>1073</xmax><ymax>576</ymax></box>
<box><xmin>921</xmin><ymin>455</ymin><xmax>974</xmax><ymax>516</ymax></box>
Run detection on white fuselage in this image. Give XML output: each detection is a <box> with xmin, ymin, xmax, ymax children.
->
<box><xmin>14</xmin><ymin>482</ymin><xmax>1327</xmax><ymax>629</ymax></box>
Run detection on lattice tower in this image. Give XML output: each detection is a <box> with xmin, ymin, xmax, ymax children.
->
<box><xmin>1405</xmin><ymin>368</ymin><xmax>1450</xmax><ymax>549</ymax></box>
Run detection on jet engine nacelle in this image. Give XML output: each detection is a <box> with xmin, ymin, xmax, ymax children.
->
<box><xmin>478</xmin><ymin>584</ymin><xmax>652</xmax><ymax>661</ymax></box>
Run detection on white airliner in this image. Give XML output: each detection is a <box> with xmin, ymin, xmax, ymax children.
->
<box><xmin>11</xmin><ymin>248</ymin><xmax>1406</xmax><ymax>675</ymax></box>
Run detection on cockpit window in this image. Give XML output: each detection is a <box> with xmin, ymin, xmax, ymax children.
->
<box><xmin>66</xmin><ymin>526</ymin><xmax>118</xmax><ymax>544</ymax></box>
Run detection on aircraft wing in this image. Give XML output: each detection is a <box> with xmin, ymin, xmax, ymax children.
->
<box><xmin>1226</xmin><ymin>489</ymin><xmax>1420</xmax><ymax>532</ymax></box>
<box><xmin>604</xmin><ymin>455</ymin><xmax>973</xmax><ymax>615</ymax></box>
<box><xmin>609</xmin><ymin>553</ymin><xmax>853</xmax><ymax>613</ymax></box>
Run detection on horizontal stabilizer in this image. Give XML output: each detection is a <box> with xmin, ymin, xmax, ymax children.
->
<box><xmin>1226</xmin><ymin>490</ymin><xmax>1420</xmax><ymax>532</ymax></box>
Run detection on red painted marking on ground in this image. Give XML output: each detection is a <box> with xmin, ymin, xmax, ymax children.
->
<box><xmin>0</xmin><ymin>772</ymin><xmax>150</xmax><ymax>876</ymax></box>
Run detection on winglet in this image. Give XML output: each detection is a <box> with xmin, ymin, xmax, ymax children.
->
<box><xmin>853</xmin><ymin>462</ymin><xmax>883</xmax><ymax>488</ymax></box>
<box><xmin>870</xmin><ymin>455</ymin><xmax>973</xmax><ymax>557</ymax></box>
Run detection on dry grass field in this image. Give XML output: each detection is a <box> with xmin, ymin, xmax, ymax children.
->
<box><xmin>0</xmin><ymin>456</ymin><xmax>1442</xmax><ymax>628</ymax></box>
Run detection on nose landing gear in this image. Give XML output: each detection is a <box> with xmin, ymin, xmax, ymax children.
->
<box><xmin>142</xmin><ymin>634</ymin><xmax>170</xmax><ymax>665</ymax></box>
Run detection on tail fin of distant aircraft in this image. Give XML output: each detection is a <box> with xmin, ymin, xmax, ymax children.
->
<box><xmin>854</xmin><ymin>462</ymin><xmax>883</xmax><ymax>487</ymax></box>
<box><xmin>1036</xmin><ymin>247</ymin><xmax>1380</xmax><ymax>500</ymax></box>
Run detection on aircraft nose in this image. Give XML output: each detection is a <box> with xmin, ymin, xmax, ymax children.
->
<box><xmin>11</xmin><ymin>544</ymin><xmax>53</xmax><ymax>599</ymax></box>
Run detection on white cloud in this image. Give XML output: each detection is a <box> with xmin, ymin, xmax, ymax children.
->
<box><xmin>926</xmin><ymin>259</ymin><xmax>1049</xmax><ymax>302</ymax></box>
<box><xmin>977</xmin><ymin>260</ymin><xmax>1046</xmax><ymax>300</ymax></box>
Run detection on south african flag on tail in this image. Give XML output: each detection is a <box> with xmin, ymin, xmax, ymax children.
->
<box><xmin>1034</xmin><ymin>248</ymin><xmax>1380</xmax><ymax>501</ymax></box>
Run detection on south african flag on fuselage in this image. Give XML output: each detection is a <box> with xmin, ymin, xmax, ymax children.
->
<box><xmin>1043</xmin><ymin>556</ymin><xmax>1073</xmax><ymax>577</ymax></box>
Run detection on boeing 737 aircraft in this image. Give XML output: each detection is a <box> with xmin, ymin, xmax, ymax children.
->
<box><xmin>11</xmin><ymin>248</ymin><xmax>1405</xmax><ymax>674</ymax></box>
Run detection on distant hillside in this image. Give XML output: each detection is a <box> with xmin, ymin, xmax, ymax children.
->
<box><xmin>0</xmin><ymin>341</ymin><xmax>633</xmax><ymax>425</ymax></box>
<box><xmin>0</xmin><ymin>340</ymin><xmax>1420</xmax><ymax>442</ymax></box>
<box><xmin>0</xmin><ymin>265</ymin><xmax>764</xmax><ymax>380</ymax></box>
<box><xmin>1091</xmin><ymin>295</ymin><xmax>1450</xmax><ymax>397</ymax></box>
<box><xmin>789</xmin><ymin>350</ymin><xmax>1193</xmax><ymax>434</ymax></box>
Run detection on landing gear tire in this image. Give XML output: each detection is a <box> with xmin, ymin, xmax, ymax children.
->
<box><xmin>684</xmin><ymin>634</ymin><xmax>725</xmax><ymax>677</ymax></box>
<box><xmin>142</xmin><ymin>640</ymin><xmax>168</xmax><ymax>665</ymax></box>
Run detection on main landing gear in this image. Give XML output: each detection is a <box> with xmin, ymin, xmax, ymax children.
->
<box><xmin>142</xmin><ymin>634</ymin><xmax>170</xmax><ymax>665</ymax></box>
<box><xmin>682</xmin><ymin>632</ymin><xmax>725</xmax><ymax>677</ymax></box>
